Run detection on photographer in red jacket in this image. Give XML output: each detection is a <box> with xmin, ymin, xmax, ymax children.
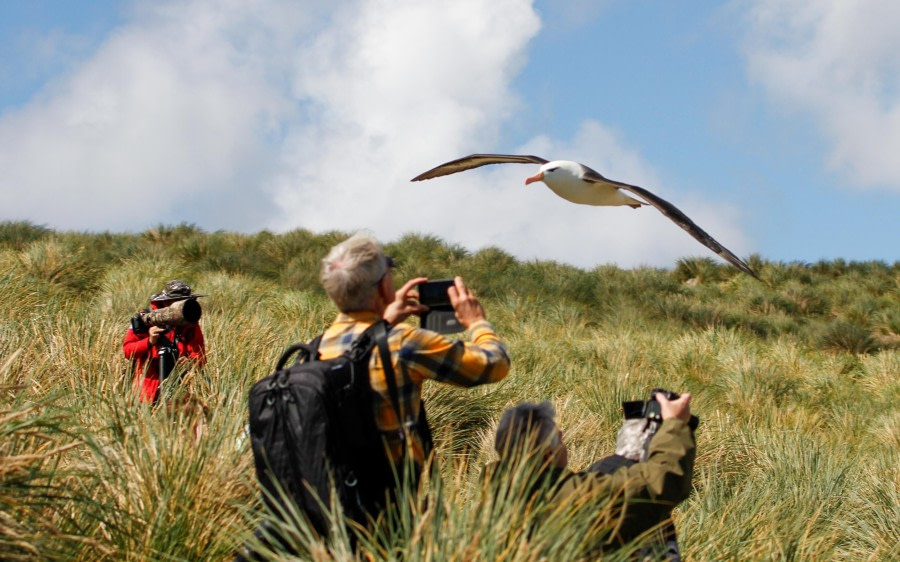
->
<box><xmin>123</xmin><ymin>279</ymin><xmax>206</xmax><ymax>403</ymax></box>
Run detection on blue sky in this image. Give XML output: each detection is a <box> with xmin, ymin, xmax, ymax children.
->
<box><xmin>1</xmin><ymin>0</ymin><xmax>898</xmax><ymax>269</ymax></box>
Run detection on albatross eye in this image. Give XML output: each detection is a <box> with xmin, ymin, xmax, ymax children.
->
<box><xmin>545</xmin><ymin>167</ymin><xmax>559</xmax><ymax>172</ymax></box>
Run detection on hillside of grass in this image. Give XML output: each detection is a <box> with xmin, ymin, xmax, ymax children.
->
<box><xmin>1</xmin><ymin>220</ymin><xmax>898</xmax><ymax>560</ymax></box>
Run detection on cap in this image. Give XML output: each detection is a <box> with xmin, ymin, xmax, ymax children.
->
<box><xmin>150</xmin><ymin>279</ymin><xmax>207</xmax><ymax>302</ymax></box>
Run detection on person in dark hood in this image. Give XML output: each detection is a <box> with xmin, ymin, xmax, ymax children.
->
<box><xmin>123</xmin><ymin>279</ymin><xmax>206</xmax><ymax>403</ymax></box>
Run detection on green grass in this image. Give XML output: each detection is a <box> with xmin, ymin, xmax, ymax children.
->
<box><xmin>1</xmin><ymin>221</ymin><xmax>898</xmax><ymax>560</ymax></box>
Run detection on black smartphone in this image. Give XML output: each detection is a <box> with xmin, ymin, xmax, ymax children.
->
<box><xmin>417</xmin><ymin>279</ymin><xmax>462</xmax><ymax>334</ymax></box>
<box><xmin>418</xmin><ymin>279</ymin><xmax>454</xmax><ymax>308</ymax></box>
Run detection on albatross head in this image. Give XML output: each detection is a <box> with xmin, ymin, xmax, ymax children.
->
<box><xmin>524</xmin><ymin>160</ymin><xmax>583</xmax><ymax>187</ymax></box>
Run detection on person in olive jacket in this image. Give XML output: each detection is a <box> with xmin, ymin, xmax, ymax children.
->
<box><xmin>488</xmin><ymin>393</ymin><xmax>695</xmax><ymax>556</ymax></box>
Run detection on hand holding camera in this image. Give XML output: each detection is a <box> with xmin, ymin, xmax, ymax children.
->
<box><xmin>148</xmin><ymin>325</ymin><xmax>166</xmax><ymax>346</ymax></box>
<box><xmin>653</xmin><ymin>391</ymin><xmax>692</xmax><ymax>423</ymax></box>
<box><xmin>447</xmin><ymin>277</ymin><xmax>486</xmax><ymax>328</ymax></box>
<box><xmin>383</xmin><ymin>277</ymin><xmax>429</xmax><ymax>325</ymax></box>
<box><xmin>416</xmin><ymin>277</ymin><xmax>484</xmax><ymax>333</ymax></box>
<box><xmin>384</xmin><ymin>276</ymin><xmax>485</xmax><ymax>334</ymax></box>
<box><xmin>608</xmin><ymin>388</ymin><xmax>699</xmax><ymax>463</ymax></box>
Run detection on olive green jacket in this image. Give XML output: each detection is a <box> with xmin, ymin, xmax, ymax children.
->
<box><xmin>486</xmin><ymin>418</ymin><xmax>695</xmax><ymax>550</ymax></box>
<box><xmin>563</xmin><ymin>418</ymin><xmax>694</xmax><ymax>547</ymax></box>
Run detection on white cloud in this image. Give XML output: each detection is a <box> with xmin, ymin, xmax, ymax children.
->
<box><xmin>743</xmin><ymin>0</ymin><xmax>900</xmax><ymax>190</ymax></box>
<box><xmin>0</xmin><ymin>0</ymin><xmax>307</xmax><ymax>230</ymax></box>
<box><xmin>266</xmin><ymin>0</ymin><xmax>541</xmax><ymax>233</ymax></box>
<box><xmin>0</xmin><ymin>0</ymin><xmax>754</xmax><ymax>270</ymax></box>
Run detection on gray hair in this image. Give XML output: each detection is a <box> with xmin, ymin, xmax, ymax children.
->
<box><xmin>494</xmin><ymin>401</ymin><xmax>561</xmax><ymax>458</ymax></box>
<box><xmin>320</xmin><ymin>232</ymin><xmax>390</xmax><ymax>312</ymax></box>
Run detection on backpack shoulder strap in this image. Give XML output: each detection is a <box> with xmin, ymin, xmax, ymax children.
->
<box><xmin>308</xmin><ymin>334</ymin><xmax>323</xmax><ymax>356</ymax></box>
<box><xmin>346</xmin><ymin>321</ymin><xmax>403</xmax><ymax>419</ymax></box>
<box><xmin>356</xmin><ymin>321</ymin><xmax>433</xmax><ymax>457</ymax></box>
<box><xmin>373</xmin><ymin>321</ymin><xmax>434</xmax><ymax>456</ymax></box>
<box><xmin>370</xmin><ymin>321</ymin><xmax>402</xmax><ymax>419</ymax></box>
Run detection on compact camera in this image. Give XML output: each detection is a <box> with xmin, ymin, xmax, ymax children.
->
<box><xmin>417</xmin><ymin>279</ymin><xmax>463</xmax><ymax>334</ymax></box>
<box><xmin>590</xmin><ymin>388</ymin><xmax>697</xmax><ymax>467</ymax></box>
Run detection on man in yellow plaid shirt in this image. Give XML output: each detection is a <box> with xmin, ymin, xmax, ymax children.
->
<box><xmin>317</xmin><ymin>232</ymin><xmax>511</xmax><ymax>470</ymax></box>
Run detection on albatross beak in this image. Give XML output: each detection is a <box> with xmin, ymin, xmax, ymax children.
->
<box><xmin>525</xmin><ymin>171</ymin><xmax>544</xmax><ymax>185</ymax></box>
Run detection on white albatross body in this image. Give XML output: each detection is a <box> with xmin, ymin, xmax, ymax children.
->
<box><xmin>527</xmin><ymin>160</ymin><xmax>646</xmax><ymax>208</ymax></box>
<box><xmin>411</xmin><ymin>153</ymin><xmax>762</xmax><ymax>281</ymax></box>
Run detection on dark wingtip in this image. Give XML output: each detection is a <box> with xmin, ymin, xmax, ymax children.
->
<box><xmin>719</xmin><ymin>250</ymin><xmax>764</xmax><ymax>282</ymax></box>
<box><xmin>747</xmin><ymin>269</ymin><xmax>764</xmax><ymax>283</ymax></box>
<box><xmin>735</xmin><ymin>261</ymin><xmax>764</xmax><ymax>283</ymax></box>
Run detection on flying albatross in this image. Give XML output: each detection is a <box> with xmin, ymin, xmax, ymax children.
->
<box><xmin>411</xmin><ymin>154</ymin><xmax>761</xmax><ymax>281</ymax></box>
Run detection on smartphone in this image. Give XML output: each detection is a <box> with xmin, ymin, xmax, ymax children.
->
<box><xmin>418</xmin><ymin>279</ymin><xmax>454</xmax><ymax>308</ymax></box>
<box><xmin>417</xmin><ymin>279</ymin><xmax>462</xmax><ymax>334</ymax></box>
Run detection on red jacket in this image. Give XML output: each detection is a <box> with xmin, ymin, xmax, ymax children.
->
<box><xmin>123</xmin><ymin>305</ymin><xmax>206</xmax><ymax>403</ymax></box>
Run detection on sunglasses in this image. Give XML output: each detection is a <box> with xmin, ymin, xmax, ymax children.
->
<box><xmin>375</xmin><ymin>256</ymin><xmax>395</xmax><ymax>285</ymax></box>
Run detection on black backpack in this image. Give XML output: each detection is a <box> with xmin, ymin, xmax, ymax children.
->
<box><xmin>248</xmin><ymin>320</ymin><xmax>425</xmax><ymax>537</ymax></box>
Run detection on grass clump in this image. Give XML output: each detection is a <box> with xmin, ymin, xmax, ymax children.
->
<box><xmin>0</xmin><ymin>221</ymin><xmax>52</xmax><ymax>250</ymax></box>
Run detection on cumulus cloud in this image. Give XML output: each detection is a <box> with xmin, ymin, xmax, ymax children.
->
<box><xmin>743</xmin><ymin>0</ymin><xmax>900</xmax><ymax>190</ymax></box>
<box><xmin>0</xmin><ymin>0</ymin><xmax>754</xmax><ymax>269</ymax></box>
<box><xmin>265</xmin><ymin>0</ymin><xmax>541</xmax><ymax>234</ymax></box>
<box><xmin>0</xmin><ymin>0</ymin><xmax>308</xmax><ymax>230</ymax></box>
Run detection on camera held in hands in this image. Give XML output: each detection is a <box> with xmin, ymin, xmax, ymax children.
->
<box><xmin>613</xmin><ymin>388</ymin><xmax>696</xmax><ymax>463</ymax></box>
<box><xmin>131</xmin><ymin>298</ymin><xmax>202</xmax><ymax>334</ymax></box>
<box><xmin>417</xmin><ymin>279</ymin><xmax>463</xmax><ymax>334</ymax></box>
<box><xmin>643</xmin><ymin>388</ymin><xmax>680</xmax><ymax>423</ymax></box>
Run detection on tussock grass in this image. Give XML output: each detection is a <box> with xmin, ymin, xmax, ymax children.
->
<box><xmin>1</xmin><ymin>222</ymin><xmax>897</xmax><ymax>560</ymax></box>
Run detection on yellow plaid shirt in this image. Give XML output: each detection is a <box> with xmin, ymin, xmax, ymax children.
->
<box><xmin>317</xmin><ymin>311</ymin><xmax>510</xmax><ymax>465</ymax></box>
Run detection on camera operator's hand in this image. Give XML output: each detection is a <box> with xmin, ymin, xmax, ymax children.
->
<box><xmin>447</xmin><ymin>276</ymin><xmax>487</xmax><ymax>329</ymax></box>
<box><xmin>656</xmin><ymin>392</ymin><xmax>692</xmax><ymax>423</ymax></box>
<box><xmin>384</xmin><ymin>277</ymin><xmax>429</xmax><ymax>325</ymax></box>
<box><xmin>148</xmin><ymin>326</ymin><xmax>166</xmax><ymax>346</ymax></box>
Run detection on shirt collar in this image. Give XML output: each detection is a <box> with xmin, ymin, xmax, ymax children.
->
<box><xmin>334</xmin><ymin>310</ymin><xmax>382</xmax><ymax>325</ymax></box>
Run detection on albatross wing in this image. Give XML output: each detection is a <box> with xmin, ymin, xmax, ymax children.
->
<box><xmin>581</xmin><ymin>168</ymin><xmax>762</xmax><ymax>281</ymax></box>
<box><xmin>411</xmin><ymin>154</ymin><xmax>548</xmax><ymax>181</ymax></box>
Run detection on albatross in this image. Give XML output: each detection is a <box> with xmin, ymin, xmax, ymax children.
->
<box><xmin>411</xmin><ymin>154</ymin><xmax>761</xmax><ymax>281</ymax></box>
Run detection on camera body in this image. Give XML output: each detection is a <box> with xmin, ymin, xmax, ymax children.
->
<box><xmin>615</xmin><ymin>388</ymin><xmax>690</xmax><ymax>462</ymax></box>
<box><xmin>417</xmin><ymin>279</ymin><xmax>463</xmax><ymax>334</ymax></box>
<box><xmin>643</xmin><ymin>388</ymin><xmax>680</xmax><ymax>423</ymax></box>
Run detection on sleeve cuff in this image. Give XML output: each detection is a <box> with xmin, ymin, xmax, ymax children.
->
<box><xmin>661</xmin><ymin>418</ymin><xmax>688</xmax><ymax>430</ymax></box>
<box><xmin>467</xmin><ymin>320</ymin><xmax>495</xmax><ymax>338</ymax></box>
